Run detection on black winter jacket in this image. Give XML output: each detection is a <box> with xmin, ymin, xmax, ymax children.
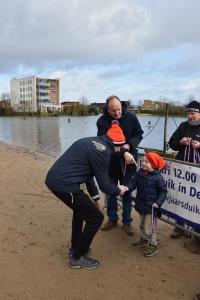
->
<box><xmin>127</xmin><ymin>169</ymin><xmax>167</xmax><ymax>215</ymax></box>
<box><xmin>169</xmin><ymin>121</ymin><xmax>200</xmax><ymax>162</ymax></box>
<box><xmin>97</xmin><ymin>104</ymin><xmax>143</xmax><ymax>156</ymax></box>
<box><xmin>45</xmin><ymin>135</ymin><xmax>120</xmax><ymax>196</ymax></box>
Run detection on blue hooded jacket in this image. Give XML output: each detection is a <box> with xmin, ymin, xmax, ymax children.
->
<box><xmin>45</xmin><ymin>135</ymin><xmax>120</xmax><ymax>196</ymax></box>
<box><xmin>127</xmin><ymin>169</ymin><xmax>167</xmax><ymax>215</ymax></box>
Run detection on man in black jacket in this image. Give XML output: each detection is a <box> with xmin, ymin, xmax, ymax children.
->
<box><xmin>169</xmin><ymin>100</ymin><xmax>200</xmax><ymax>163</ymax></box>
<box><xmin>45</xmin><ymin>124</ymin><xmax>128</xmax><ymax>269</ymax></box>
<box><xmin>97</xmin><ymin>95</ymin><xmax>143</xmax><ymax>235</ymax></box>
<box><xmin>169</xmin><ymin>100</ymin><xmax>200</xmax><ymax>238</ymax></box>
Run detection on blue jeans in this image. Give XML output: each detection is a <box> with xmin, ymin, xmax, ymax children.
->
<box><xmin>106</xmin><ymin>191</ymin><xmax>133</xmax><ymax>224</ymax></box>
<box><xmin>106</xmin><ymin>163</ymin><xmax>135</xmax><ymax>224</ymax></box>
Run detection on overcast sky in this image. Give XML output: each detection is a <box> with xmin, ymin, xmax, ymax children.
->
<box><xmin>0</xmin><ymin>0</ymin><xmax>200</xmax><ymax>103</ymax></box>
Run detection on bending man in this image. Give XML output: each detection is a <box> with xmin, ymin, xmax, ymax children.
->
<box><xmin>45</xmin><ymin>122</ymin><xmax>128</xmax><ymax>269</ymax></box>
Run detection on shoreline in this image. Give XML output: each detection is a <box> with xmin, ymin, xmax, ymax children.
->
<box><xmin>0</xmin><ymin>141</ymin><xmax>55</xmax><ymax>159</ymax></box>
<box><xmin>0</xmin><ymin>142</ymin><xmax>199</xmax><ymax>299</ymax></box>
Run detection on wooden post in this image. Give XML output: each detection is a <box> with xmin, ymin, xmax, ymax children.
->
<box><xmin>163</xmin><ymin>103</ymin><xmax>169</xmax><ymax>153</ymax></box>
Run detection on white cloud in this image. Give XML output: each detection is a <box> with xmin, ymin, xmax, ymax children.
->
<box><xmin>0</xmin><ymin>0</ymin><xmax>200</xmax><ymax>101</ymax></box>
<box><xmin>0</xmin><ymin>0</ymin><xmax>147</xmax><ymax>67</ymax></box>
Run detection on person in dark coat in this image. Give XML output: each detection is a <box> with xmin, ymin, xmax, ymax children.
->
<box><xmin>169</xmin><ymin>100</ymin><xmax>200</xmax><ymax>238</ymax></box>
<box><xmin>127</xmin><ymin>152</ymin><xmax>167</xmax><ymax>257</ymax></box>
<box><xmin>45</xmin><ymin>123</ymin><xmax>128</xmax><ymax>269</ymax></box>
<box><xmin>97</xmin><ymin>95</ymin><xmax>143</xmax><ymax>235</ymax></box>
<box><xmin>169</xmin><ymin>100</ymin><xmax>200</xmax><ymax>163</ymax></box>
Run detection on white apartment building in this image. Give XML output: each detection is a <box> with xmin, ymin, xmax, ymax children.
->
<box><xmin>10</xmin><ymin>76</ymin><xmax>61</xmax><ymax>112</ymax></box>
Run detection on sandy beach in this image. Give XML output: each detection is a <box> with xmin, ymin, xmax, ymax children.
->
<box><xmin>0</xmin><ymin>142</ymin><xmax>199</xmax><ymax>300</ymax></box>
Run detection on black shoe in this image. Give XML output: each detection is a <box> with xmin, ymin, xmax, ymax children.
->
<box><xmin>69</xmin><ymin>256</ymin><xmax>100</xmax><ymax>269</ymax></box>
<box><xmin>101</xmin><ymin>220</ymin><xmax>118</xmax><ymax>231</ymax></box>
<box><xmin>123</xmin><ymin>224</ymin><xmax>134</xmax><ymax>236</ymax></box>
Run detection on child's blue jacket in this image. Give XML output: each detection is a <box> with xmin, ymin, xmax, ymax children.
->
<box><xmin>127</xmin><ymin>168</ymin><xmax>167</xmax><ymax>215</ymax></box>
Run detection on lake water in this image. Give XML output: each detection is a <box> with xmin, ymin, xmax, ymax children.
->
<box><xmin>0</xmin><ymin>115</ymin><xmax>186</xmax><ymax>157</ymax></box>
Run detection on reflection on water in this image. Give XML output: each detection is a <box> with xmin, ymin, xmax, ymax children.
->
<box><xmin>0</xmin><ymin>115</ymin><xmax>186</xmax><ymax>157</ymax></box>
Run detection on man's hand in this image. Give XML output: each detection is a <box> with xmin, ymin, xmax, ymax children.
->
<box><xmin>180</xmin><ymin>137</ymin><xmax>190</xmax><ymax>146</ymax></box>
<box><xmin>119</xmin><ymin>185</ymin><xmax>129</xmax><ymax>195</ymax></box>
<box><xmin>191</xmin><ymin>140</ymin><xmax>200</xmax><ymax>150</ymax></box>
<box><xmin>124</xmin><ymin>152</ymin><xmax>137</xmax><ymax>166</ymax></box>
<box><xmin>95</xmin><ymin>199</ymin><xmax>104</xmax><ymax>211</ymax></box>
<box><xmin>152</xmin><ymin>203</ymin><xmax>159</xmax><ymax>208</ymax></box>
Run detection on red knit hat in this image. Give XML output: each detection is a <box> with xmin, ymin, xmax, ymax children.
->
<box><xmin>145</xmin><ymin>152</ymin><xmax>166</xmax><ymax>169</ymax></box>
<box><xmin>107</xmin><ymin>120</ymin><xmax>126</xmax><ymax>145</ymax></box>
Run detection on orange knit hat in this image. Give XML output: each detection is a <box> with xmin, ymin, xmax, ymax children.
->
<box><xmin>107</xmin><ymin>120</ymin><xmax>126</xmax><ymax>145</ymax></box>
<box><xmin>145</xmin><ymin>152</ymin><xmax>166</xmax><ymax>169</ymax></box>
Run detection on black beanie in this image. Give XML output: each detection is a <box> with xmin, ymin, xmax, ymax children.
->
<box><xmin>186</xmin><ymin>101</ymin><xmax>200</xmax><ymax>113</ymax></box>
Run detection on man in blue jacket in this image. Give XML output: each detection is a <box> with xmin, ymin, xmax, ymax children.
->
<box><xmin>45</xmin><ymin>123</ymin><xmax>128</xmax><ymax>269</ymax></box>
<box><xmin>97</xmin><ymin>95</ymin><xmax>143</xmax><ymax>235</ymax></box>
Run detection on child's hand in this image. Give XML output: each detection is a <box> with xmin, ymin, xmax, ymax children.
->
<box><xmin>152</xmin><ymin>203</ymin><xmax>159</xmax><ymax>208</ymax></box>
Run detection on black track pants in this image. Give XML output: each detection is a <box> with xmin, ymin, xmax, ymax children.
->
<box><xmin>49</xmin><ymin>189</ymin><xmax>104</xmax><ymax>259</ymax></box>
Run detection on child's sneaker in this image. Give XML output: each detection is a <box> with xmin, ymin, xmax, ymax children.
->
<box><xmin>132</xmin><ymin>239</ymin><xmax>148</xmax><ymax>247</ymax></box>
<box><xmin>69</xmin><ymin>256</ymin><xmax>99</xmax><ymax>269</ymax></box>
<box><xmin>144</xmin><ymin>244</ymin><xmax>158</xmax><ymax>257</ymax></box>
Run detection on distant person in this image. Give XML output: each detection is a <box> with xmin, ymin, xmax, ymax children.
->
<box><xmin>45</xmin><ymin>122</ymin><xmax>128</xmax><ymax>269</ymax></box>
<box><xmin>97</xmin><ymin>95</ymin><xmax>143</xmax><ymax>235</ymax></box>
<box><xmin>169</xmin><ymin>100</ymin><xmax>200</xmax><ymax>238</ymax></box>
<box><xmin>127</xmin><ymin>152</ymin><xmax>167</xmax><ymax>257</ymax></box>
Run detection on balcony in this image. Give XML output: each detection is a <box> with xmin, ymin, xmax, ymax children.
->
<box><xmin>38</xmin><ymin>96</ymin><xmax>50</xmax><ymax>101</ymax></box>
<box><xmin>37</xmin><ymin>82</ymin><xmax>51</xmax><ymax>88</ymax></box>
<box><xmin>37</xmin><ymin>89</ymin><xmax>50</xmax><ymax>93</ymax></box>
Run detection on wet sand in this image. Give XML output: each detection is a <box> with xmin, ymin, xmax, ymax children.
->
<box><xmin>0</xmin><ymin>142</ymin><xmax>199</xmax><ymax>300</ymax></box>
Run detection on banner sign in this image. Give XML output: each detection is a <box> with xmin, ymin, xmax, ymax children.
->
<box><xmin>136</xmin><ymin>156</ymin><xmax>200</xmax><ymax>231</ymax></box>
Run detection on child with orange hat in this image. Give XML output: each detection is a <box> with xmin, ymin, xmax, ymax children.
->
<box><xmin>127</xmin><ymin>152</ymin><xmax>167</xmax><ymax>257</ymax></box>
